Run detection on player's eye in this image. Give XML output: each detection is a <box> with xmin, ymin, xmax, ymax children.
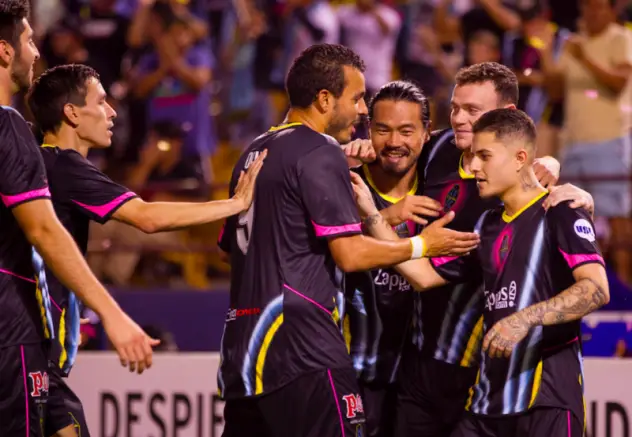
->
<box><xmin>376</xmin><ymin>128</ymin><xmax>389</xmax><ymax>135</ymax></box>
<box><xmin>401</xmin><ymin>130</ymin><xmax>414</xmax><ymax>136</ymax></box>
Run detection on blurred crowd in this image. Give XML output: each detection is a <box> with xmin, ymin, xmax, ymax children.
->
<box><xmin>20</xmin><ymin>0</ymin><xmax>632</xmax><ymax>289</ymax></box>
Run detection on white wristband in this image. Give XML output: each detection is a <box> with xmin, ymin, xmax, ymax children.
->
<box><xmin>409</xmin><ymin>235</ymin><xmax>426</xmax><ymax>260</ymax></box>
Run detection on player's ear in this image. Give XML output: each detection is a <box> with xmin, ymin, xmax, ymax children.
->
<box><xmin>515</xmin><ymin>148</ymin><xmax>528</xmax><ymax>171</ymax></box>
<box><xmin>0</xmin><ymin>40</ymin><xmax>14</xmax><ymax>67</ymax></box>
<box><xmin>62</xmin><ymin>103</ymin><xmax>80</xmax><ymax>127</ymax></box>
<box><xmin>315</xmin><ymin>89</ymin><xmax>333</xmax><ymax>114</ymax></box>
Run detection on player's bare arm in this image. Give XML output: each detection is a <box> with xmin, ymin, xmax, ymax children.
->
<box><xmin>12</xmin><ymin>199</ymin><xmax>160</xmax><ymax>374</ymax></box>
<box><xmin>483</xmin><ymin>263</ymin><xmax>609</xmax><ymax>359</ymax></box>
<box><xmin>112</xmin><ymin>150</ymin><xmax>267</xmax><ymax>232</ymax></box>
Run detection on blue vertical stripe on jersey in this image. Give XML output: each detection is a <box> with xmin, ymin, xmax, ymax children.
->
<box><xmin>241</xmin><ymin>294</ymin><xmax>284</xmax><ymax>395</ymax></box>
<box><xmin>32</xmin><ymin>248</ymin><xmax>54</xmax><ymax>340</ymax></box>
<box><xmin>61</xmin><ymin>291</ymin><xmax>81</xmax><ymax>373</ymax></box>
<box><xmin>350</xmin><ymin>288</ymin><xmax>368</xmax><ymax>373</ymax></box>
<box><xmin>499</xmin><ymin>218</ymin><xmax>546</xmax><ymax>414</ymax></box>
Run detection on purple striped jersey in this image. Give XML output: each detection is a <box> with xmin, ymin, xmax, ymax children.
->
<box><xmin>217</xmin><ymin>123</ymin><xmax>360</xmax><ymax>398</ymax></box>
<box><xmin>430</xmin><ymin>193</ymin><xmax>601</xmax><ymax>421</ymax></box>
<box><xmin>39</xmin><ymin>145</ymin><xmax>137</xmax><ymax>375</ymax></box>
<box><xmin>0</xmin><ymin>106</ymin><xmax>53</xmax><ymax>347</ymax></box>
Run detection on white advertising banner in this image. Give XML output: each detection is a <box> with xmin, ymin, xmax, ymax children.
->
<box><xmin>67</xmin><ymin>354</ymin><xmax>632</xmax><ymax>437</ymax></box>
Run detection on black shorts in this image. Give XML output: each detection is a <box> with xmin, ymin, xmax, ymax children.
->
<box><xmin>0</xmin><ymin>342</ymin><xmax>49</xmax><ymax>437</ymax></box>
<box><xmin>395</xmin><ymin>355</ymin><xmax>477</xmax><ymax>437</ymax></box>
<box><xmin>450</xmin><ymin>408</ymin><xmax>584</xmax><ymax>437</ymax></box>
<box><xmin>359</xmin><ymin>381</ymin><xmax>397</xmax><ymax>437</ymax></box>
<box><xmin>222</xmin><ymin>367</ymin><xmax>366</xmax><ymax>437</ymax></box>
<box><xmin>45</xmin><ymin>368</ymin><xmax>89</xmax><ymax>437</ymax></box>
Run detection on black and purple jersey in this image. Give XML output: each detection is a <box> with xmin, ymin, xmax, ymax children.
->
<box><xmin>431</xmin><ymin>194</ymin><xmax>601</xmax><ymax>420</ymax></box>
<box><xmin>217</xmin><ymin>123</ymin><xmax>361</xmax><ymax>399</ymax></box>
<box><xmin>411</xmin><ymin>128</ymin><xmax>499</xmax><ymax>367</ymax></box>
<box><xmin>39</xmin><ymin>145</ymin><xmax>137</xmax><ymax>374</ymax></box>
<box><xmin>0</xmin><ymin>106</ymin><xmax>53</xmax><ymax>347</ymax></box>
<box><xmin>344</xmin><ymin>165</ymin><xmax>422</xmax><ymax>384</ymax></box>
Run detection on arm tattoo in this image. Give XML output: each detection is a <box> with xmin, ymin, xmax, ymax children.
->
<box><xmin>362</xmin><ymin>212</ymin><xmax>384</xmax><ymax>227</ymax></box>
<box><xmin>519</xmin><ymin>277</ymin><xmax>607</xmax><ymax>327</ymax></box>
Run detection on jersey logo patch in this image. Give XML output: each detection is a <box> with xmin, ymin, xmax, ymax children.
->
<box><xmin>574</xmin><ymin>219</ymin><xmax>595</xmax><ymax>242</ymax></box>
<box><xmin>342</xmin><ymin>393</ymin><xmax>364</xmax><ymax>419</ymax></box>
<box><xmin>439</xmin><ymin>181</ymin><xmax>465</xmax><ymax>214</ymax></box>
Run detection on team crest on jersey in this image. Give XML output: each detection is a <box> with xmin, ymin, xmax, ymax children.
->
<box><xmin>342</xmin><ymin>393</ymin><xmax>364</xmax><ymax>420</ymax></box>
<box><xmin>356</xmin><ymin>424</ymin><xmax>363</xmax><ymax>437</ymax></box>
<box><xmin>29</xmin><ymin>371</ymin><xmax>49</xmax><ymax>397</ymax></box>
<box><xmin>573</xmin><ymin>219</ymin><xmax>595</xmax><ymax>242</ymax></box>
<box><xmin>439</xmin><ymin>181</ymin><xmax>465</xmax><ymax>214</ymax></box>
<box><xmin>493</xmin><ymin>227</ymin><xmax>513</xmax><ymax>271</ymax></box>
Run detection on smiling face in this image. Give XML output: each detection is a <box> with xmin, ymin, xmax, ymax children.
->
<box><xmin>450</xmin><ymin>81</ymin><xmax>504</xmax><ymax>151</ymax></box>
<box><xmin>370</xmin><ymin>99</ymin><xmax>427</xmax><ymax>176</ymax></box>
<box><xmin>325</xmin><ymin>66</ymin><xmax>368</xmax><ymax>144</ymax></box>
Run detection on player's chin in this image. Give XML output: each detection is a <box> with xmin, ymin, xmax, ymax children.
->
<box><xmin>454</xmin><ymin>135</ymin><xmax>472</xmax><ymax>151</ymax></box>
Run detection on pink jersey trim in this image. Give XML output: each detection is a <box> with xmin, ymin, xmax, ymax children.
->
<box><xmin>431</xmin><ymin>256</ymin><xmax>458</xmax><ymax>267</ymax></box>
<box><xmin>72</xmin><ymin>191</ymin><xmax>136</xmax><ymax>218</ymax></box>
<box><xmin>558</xmin><ymin>249</ymin><xmax>604</xmax><ymax>269</ymax></box>
<box><xmin>328</xmin><ymin>369</ymin><xmax>346</xmax><ymax>437</ymax></box>
<box><xmin>311</xmin><ymin>220</ymin><xmax>361</xmax><ymax>237</ymax></box>
<box><xmin>283</xmin><ymin>284</ymin><xmax>331</xmax><ymax>315</ymax></box>
<box><xmin>1</xmin><ymin>187</ymin><xmax>50</xmax><ymax>208</ymax></box>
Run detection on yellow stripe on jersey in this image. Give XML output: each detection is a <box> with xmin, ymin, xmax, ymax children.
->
<box><xmin>363</xmin><ymin>165</ymin><xmax>418</xmax><ymax>203</ymax></box>
<box><xmin>458</xmin><ymin>153</ymin><xmax>476</xmax><ymax>180</ymax></box>
<box><xmin>255</xmin><ymin>314</ymin><xmax>284</xmax><ymax>394</ymax></box>
<box><xmin>268</xmin><ymin>122</ymin><xmax>302</xmax><ymax>132</ymax></box>
<box><xmin>502</xmin><ymin>190</ymin><xmax>548</xmax><ymax>223</ymax></box>
<box><xmin>460</xmin><ymin>317</ymin><xmax>484</xmax><ymax>367</ymax></box>
<box><xmin>528</xmin><ymin>360</ymin><xmax>544</xmax><ymax>408</ymax></box>
<box><xmin>332</xmin><ymin>297</ymin><xmax>341</xmax><ymax>324</ymax></box>
<box><xmin>58</xmin><ymin>308</ymin><xmax>67</xmax><ymax>369</ymax></box>
<box><xmin>41</xmin><ymin>143</ymin><xmax>56</xmax><ymax>148</ymax></box>
<box><xmin>35</xmin><ymin>280</ymin><xmax>50</xmax><ymax>339</ymax></box>
<box><xmin>580</xmin><ymin>374</ymin><xmax>586</xmax><ymax>432</ymax></box>
<box><xmin>343</xmin><ymin>315</ymin><xmax>351</xmax><ymax>353</ymax></box>
<box><xmin>465</xmin><ymin>370</ymin><xmax>481</xmax><ymax>411</ymax></box>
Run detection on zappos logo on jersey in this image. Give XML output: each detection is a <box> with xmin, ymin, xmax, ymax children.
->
<box><xmin>484</xmin><ymin>281</ymin><xmax>517</xmax><ymax>311</ymax></box>
<box><xmin>574</xmin><ymin>219</ymin><xmax>595</xmax><ymax>242</ymax></box>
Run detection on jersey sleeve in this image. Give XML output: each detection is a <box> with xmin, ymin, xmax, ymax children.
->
<box><xmin>298</xmin><ymin>144</ymin><xmax>362</xmax><ymax>238</ymax></box>
<box><xmin>548</xmin><ymin>202</ymin><xmax>604</xmax><ymax>271</ymax></box>
<box><xmin>429</xmin><ymin>252</ymin><xmax>479</xmax><ymax>283</ymax></box>
<box><xmin>0</xmin><ymin>108</ymin><xmax>50</xmax><ymax>208</ymax></box>
<box><xmin>51</xmin><ymin>151</ymin><xmax>137</xmax><ymax>224</ymax></box>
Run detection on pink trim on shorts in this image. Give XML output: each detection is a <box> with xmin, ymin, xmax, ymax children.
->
<box><xmin>283</xmin><ymin>284</ymin><xmax>331</xmax><ymax>315</ymax></box>
<box><xmin>20</xmin><ymin>345</ymin><xmax>29</xmax><ymax>437</ymax></box>
<box><xmin>0</xmin><ymin>268</ymin><xmax>35</xmax><ymax>284</ymax></box>
<box><xmin>543</xmin><ymin>337</ymin><xmax>579</xmax><ymax>353</ymax></box>
<box><xmin>567</xmin><ymin>410</ymin><xmax>571</xmax><ymax>437</ymax></box>
<box><xmin>311</xmin><ymin>220</ymin><xmax>362</xmax><ymax>237</ymax></box>
<box><xmin>328</xmin><ymin>369</ymin><xmax>346</xmax><ymax>437</ymax></box>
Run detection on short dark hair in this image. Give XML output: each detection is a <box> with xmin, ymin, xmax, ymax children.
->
<box><xmin>455</xmin><ymin>62</ymin><xmax>518</xmax><ymax>105</ymax></box>
<box><xmin>472</xmin><ymin>108</ymin><xmax>537</xmax><ymax>148</ymax></box>
<box><xmin>286</xmin><ymin>44</ymin><xmax>365</xmax><ymax>108</ymax></box>
<box><xmin>27</xmin><ymin>64</ymin><xmax>100</xmax><ymax>134</ymax></box>
<box><xmin>0</xmin><ymin>0</ymin><xmax>29</xmax><ymax>49</ymax></box>
<box><xmin>369</xmin><ymin>80</ymin><xmax>431</xmax><ymax>128</ymax></box>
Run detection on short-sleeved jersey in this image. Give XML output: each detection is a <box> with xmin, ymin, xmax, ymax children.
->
<box><xmin>344</xmin><ymin>165</ymin><xmax>422</xmax><ymax>384</ymax></box>
<box><xmin>431</xmin><ymin>194</ymin><xmax>602</xmax><ymax>419</ymax></box>
<box><xmin>40</xmin><ymin>145</ymin><xmax>136</xmax><ymax>375</ymax></box>
<box><xmin>0</xmin><ymin>106</ymin><xmax>53</xmax><ymax>347</ymax></box>
<box><xmin>217</xmin><ymin>123</ymin><xmax>361</xmax><ymax>399</ymax></box>
<box><xmin>411</xmin><ymin>128</ymin><xmax>499</xmax><ymax>367</ymax></box>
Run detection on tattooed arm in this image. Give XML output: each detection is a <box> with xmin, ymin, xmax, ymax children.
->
<box><xmin>483</xmin><ymin>263</ymin><xmax>609</xmax><ymax>358</ymax></box>
<box><xmin>519</xmin><ymin>263</ymin><xmax>609</xmax><ymax>326</ymax></box>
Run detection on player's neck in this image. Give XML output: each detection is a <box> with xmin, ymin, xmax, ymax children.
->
<box><xmin>0</xmin><ymin>69</ymin><xmax>15</xmax><ymax>106</ymax></box>
<box><xmin>43</xmin><ymin>128</ymin><xmax>90</xmax><ymax>157</ymax></box>
<box><xmin>366</xmin><ymin>162</ymin><xmax>417</xmax><ymax>200</ymax></box>
<box><xmin>501</xmin><ymin>169</ymin><xmax>547</xmax><ymax>216</ymax></box>
<box><xmin>284</xmin><ymin>108</ymin><xmax>327</xmax><ymax>134</ymax></box>
<box><xmin>461</xmin><ymin>149</ymin><xmax>474</xmax><ymax>174</ymax></box>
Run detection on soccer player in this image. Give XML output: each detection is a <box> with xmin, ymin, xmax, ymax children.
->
<box><xmin>353</xmin><ymin>107</ymin><xmax>607</xmax><ymax>437</ymax></box>
<box><xmin>0</xmin><ymin>2</ymin><xmax>160</xmax><ymax>435</ymax></box>
<box><xmin>26</xmin><ymin>63</ymin><xmax>266</xmax><ymax>437</ymax></box>
<box><xmin>343</xmin><ymin>63</ymin><xmax>594</xmax><ymax>437</ymax></box>
<box><xmin>217</xmin><ymin>44</ymin><xmax>481</xmax><ymax>437</ymax></box>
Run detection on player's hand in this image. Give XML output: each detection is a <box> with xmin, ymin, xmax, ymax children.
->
<box><xmin>349</xmin><ymin>171</ymin><xmax>378</xmax><ymax>217</ymax></box>
<box><xmin>342</xmin><ymin>139</ymin><xmax>376</xmax><ymax>168</ymax></box>
<box><xmin>233</xmin><ymin>149</ymin><xmax>267</xmax><ymax>211</ymax></box>
<box><xmin>102</xmin><ymin>312</ymin><xmax>161</xmax><ymax>374</ymax></box>
<box><xmin>382</xmin><ymin>195</ymin><xmax>442</xmax><ymax>227</ymax></box>
<box><xmin>420</xmin><ymin>210</ymin><xmax>480</xmax><ymax>257</ymax></box>
<box><xmin>533</xmin><ymin>157</ymin><xmax>560</xmax><ymax>188</ymax></box>
<box><xmin>565</xmin><ymin>35</ymin><xmax>586</xmax><ymax>61</ymax></box>
<box><xmin>483</xmin><ymin>314</ymin><xmax>530</xmax><ymax>359</ymax></box>
<box><xmin>543</xmin><ymin>183</ymin><xmax>595</xmax><ymax>217</ymax></box>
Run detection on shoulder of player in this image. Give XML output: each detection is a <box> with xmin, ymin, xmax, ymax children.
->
<box><xmin>544</xmin><ymin>199</ymin><xmax>592</xmax><ymax>225</ymax></box>
<box><xmin>0</xmin><ymin>105</ymin><xmax>28</xmax><ymax>131</ymax></box>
